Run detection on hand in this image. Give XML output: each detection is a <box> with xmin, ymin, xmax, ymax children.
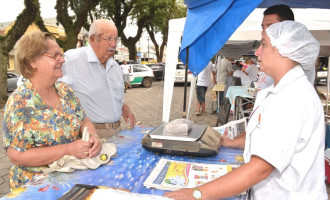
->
<box><xmin>88</xmin><ymin>135</ymin><xmax>102</xmax><ymax>158</ymax></box>
<box><xmin>122</xmin><ymin>103</ymin><xmax>136</xmax><ymax>129</ymax></box>
<box><xmin>66</xmin><ymin>139</ymin><xmax>92</xmax><ymax>159</ymax></box>
<box><xmin>163</xmin><ymin>188</ymin><xmax>195</xmax><ymax>200</ymax></box>
<box><xmin>221</xmin><ymin>136</ymin><xmax>233</xmax><ymax>147</ymax></box>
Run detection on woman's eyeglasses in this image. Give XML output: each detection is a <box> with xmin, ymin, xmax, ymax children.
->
<box><xmin>43</xmin><ymin>52</ymin><xmax>64</xmax><ymax>61</ymax></box>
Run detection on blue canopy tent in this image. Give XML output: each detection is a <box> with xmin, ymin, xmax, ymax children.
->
<box><xmin>162</xmin><ymin>0</ymin><xmax>330</xmax><ymax>122</ymax></box>
<box><xmin>180</xmin><ymin>0</ymin><xmax>330</xmax><ymax>76</ymax></box>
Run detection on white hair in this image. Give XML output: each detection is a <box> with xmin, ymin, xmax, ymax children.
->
<box><xmin>89</xmin><ymin>19</ymin><xmax>116</xmax><ymax>39</ymax></box>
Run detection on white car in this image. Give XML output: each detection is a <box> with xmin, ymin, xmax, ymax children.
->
<box><xmin>316</xmin><ymin>66</ymin><xmax>328</xmax><ymax>84</ymax></box>
<box><xmin>174</xmin><ymin>62</ymin><xmax>193</xmax><ymax>83</ymax></box>
<box><xmin>128</xmin><ymin>64</ymin><xmax>154</xmax><ymax>87</ymax></box>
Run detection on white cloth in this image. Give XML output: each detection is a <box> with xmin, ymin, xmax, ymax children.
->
<box><xmin>59</xmin><ymin>45</ymin><xmax>124</xmax><ymax>123</ymax></box>
<box><xmin>233</xmin><ymin>70</ymin><xmax>251</xmax><ymax>87</ymax></box>
<box><xmin>244</xmin><ymin>66</ymin><xmax>327</xmax><ymax>200</ymax></box>
<box><xmin>43</xmin><ymin>143</ymin><xmax>117</xmax><ymax>173</ymax></box>
<box><xmin>43</xmin><ymin>128</ymin><xmax>117</xmax><ymax>173</ymax></box>
<box><xmin>266</xmin><ymin>21</ymin><xmax>319</xmax><ymax>85</ymax></box>
<box><xmin>121</xmin><ymin>64</ymin><xmax>130</xmax><ymax>75</ymax></box>
<box><xmin>246</xmin><ymin>64</ymin><xmax>259</xmax><ymax>82</ymax></box>
<box><xmin>218</xmin><ymin>58</ymin><xmax>233</xmax><ymax>84</ymax></box>
<box><xmin>197</xmin><ymin>62</ymin><xmax>215</xmax><ymax>87</ymax></box>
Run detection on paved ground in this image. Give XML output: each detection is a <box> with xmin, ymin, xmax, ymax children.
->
<box><xmin>0</xmin><ymin>81</ymin><xmax>329</xmax><ymax>198</ymax></box>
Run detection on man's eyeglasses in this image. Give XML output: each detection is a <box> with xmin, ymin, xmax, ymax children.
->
<box><xmin>98</xmin><ymin>35</ymin><xmax>118</xmax><ymax>43</ymax></box>
<box><xmin>43</xmin><ymin>52</ymin><xmax>64</xmax><ymax>61</ymax></box>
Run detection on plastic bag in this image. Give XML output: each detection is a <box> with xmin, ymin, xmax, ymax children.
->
<box><xmin>163</xmin><ymin>119</ymin><xmax>193</xmax><ymax>136</ymax></box>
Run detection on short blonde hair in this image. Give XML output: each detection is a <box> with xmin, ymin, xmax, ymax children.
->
<box><xmin>15</xmin><ymin>31</ymin><xmax>55</xmax><ymax>78</ymax></box>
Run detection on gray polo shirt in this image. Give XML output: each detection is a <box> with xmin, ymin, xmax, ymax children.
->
<box><xmin>59</xmin><ymin>45</ymin><xmax>124</xmax><ymax>123</ymax></box>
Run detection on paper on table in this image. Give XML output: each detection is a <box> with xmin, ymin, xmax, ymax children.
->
<box><xmin>213</xmin><ymin>117</ymin><xmax>247</xmax><ymax>139</ymax></box>
<box><xmin>143</xmin><ymin>158</ymin><xmax>239</xmax><ymax>191</ymax></box>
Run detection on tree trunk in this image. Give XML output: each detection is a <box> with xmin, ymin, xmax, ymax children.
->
<box><xmin>127</xmin><ymin>41</ymin><xmax>137</xmax><ymax>61</ymax></box>
<box><xmin>0</xmin><ymin>53</ymin><xmax>7</xmax><ymax>106</ymax></box>
<box><xmin>0</xmin><ymin>0</ymin><xmax>40</xmax><ymax>106</ymax></box>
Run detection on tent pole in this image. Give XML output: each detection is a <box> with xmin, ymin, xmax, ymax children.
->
<box><xmin>183</xmin><ymin>47</ymin><xmax>189</xmax><ymax>117</ymax></box>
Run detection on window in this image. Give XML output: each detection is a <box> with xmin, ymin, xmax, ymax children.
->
<box><xmin>133</xmin><ymin>65</ymin><xmax>148</xmax><ymax>72</ymax></box>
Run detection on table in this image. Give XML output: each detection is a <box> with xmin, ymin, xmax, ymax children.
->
<box><xmin>225</xmin><ymin>86</ymin><xmax>256</xmax><ymax>120</ymax></box>
<box><xmin>1</xmin><ymin>127</ymin><xmax>245</xmax><ymax>200</ymax></box>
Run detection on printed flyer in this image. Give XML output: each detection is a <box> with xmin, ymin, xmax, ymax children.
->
<box><xmin>143</xmin><ymin>158</ymin><xmax>239</xmax><ymax>191</ymax></box>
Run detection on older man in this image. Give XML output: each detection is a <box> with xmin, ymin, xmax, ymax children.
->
<box><xmin>60</xmin><ymin>19</ymin><xmax>136</xmax><ymax>138</ymax></box>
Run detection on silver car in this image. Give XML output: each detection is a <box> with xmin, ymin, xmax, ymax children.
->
<box><xmin>7</xmin><ymin>72</ymin><xmax>19</xmax><ymax>92</ymax></box>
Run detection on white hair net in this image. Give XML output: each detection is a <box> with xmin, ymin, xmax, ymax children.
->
<box><xmin>266</xmin><ymin>21</ymin><xmax>320</xmax><ymax>72</ymax></box>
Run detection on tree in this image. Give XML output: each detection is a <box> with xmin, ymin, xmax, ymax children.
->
<box><xmin>0</xmin><ymin>0</ymin><xmax>40</xmax><ymax>105</ymax></box>
<box><xmin>99</xmin><ymin>0</ymin><xmax>172</xmax><ymax>61</ymax></box>
<box><xmin>143</xmin><ymin>0</ymin><xmax>186</xmax><ymax>62</ymax></box>
<box><xmin>55</xmin><ymin>0</ymin><xmax>102</xmax><ymax>51</ymax></box>
<box><xmin>98</xmin><ymin>0</ymin><xmax>142</xmax><ymax>60</ymax></box>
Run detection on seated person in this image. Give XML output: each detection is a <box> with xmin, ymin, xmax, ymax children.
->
<box><xmin>164</xmin><ymin>21</ymin><xmax>327</xmax><ymax>200</ymax></box>
<box><xmin>245</xmin><ymin>58</ymin><xmax>260</xmax><ymax>82</ymax></box>
<box><xmin>233</xmin><ymin>64</ymin><xmax>252</xmax><ymax>87</ymax></box>
<box><xmin>3</xmin><ymin>31</ymin><xmax>102</xmax><ymax>190</ymax></box>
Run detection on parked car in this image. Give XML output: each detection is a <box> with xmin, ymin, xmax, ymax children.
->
<box><xmin>146</xmin><ymin>63</ymin><xmax>165</xmax><ymax>81</ymax></box>
<box><xmin>7</xmin><ymin>72</ymin><xmax>19</xmax><ymax>92</ymax></box>
<box><xmin>117</xmin><ymin>60</ymin><xmax>139</xmax><ymax>65</ymax></box>
<box><xmin>316</xmin><ymin>65</ymin><xmax>328</xmax><ymax>84</ymax></box>
<box><xmin>128</xmin><ymin>64</ymin><xmax>154</xmax><ymax>87</ymax></box>
<box><xmin>174</xmin><ymin>62</ymin><xmax>193</xmax><ymax>83</ymax></box>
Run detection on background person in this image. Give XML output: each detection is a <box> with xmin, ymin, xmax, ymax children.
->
<box><xmin>165</xmin><ymin>21</ymin><xmax>326</xmax><ymax>200</ymax></box>
<box><xmin>3</xmin><ymin>31</ymin><xmax>101</xmax><ymax>190</ymax></box>
<box><xmin>233</xmin><ymin>63</ymin><xmax>252</xmax><ymax>87</ymax></box>
<box><xmin>245</xmin><ymin>58</ymin><xmax>259</xmax><ymax>82</ymax></box>
<box><xmin>216</xmin><ymin>56</ymin><xmax>234</xmax><ymax>102</ymax></box>
<box><xmin>60</xmin><ymin>19</ymin><xmax>136</xmax><ymax>138</ymax></box>
<box><xmin>121</xmin><ymin>60</ymin><xmax>131</xmax><ymax>91</ymax></box>
<box><xmin>195</xmin><ymin>61</ymin><xmax>217</xmax><ymax>116</ymax></box>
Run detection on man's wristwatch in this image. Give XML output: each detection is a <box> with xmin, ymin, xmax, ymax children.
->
<box><xmin>192</xmin><ymin>187</ymin><xmax>202</xmax><ymax>200</ymax></box>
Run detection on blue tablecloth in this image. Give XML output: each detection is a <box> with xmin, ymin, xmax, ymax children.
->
<box><xmin>1</xmin><ymin>126</ymin><xmax>244</xmax><ymax>200</ymax></box>
<box><xmin>226</xmin><ymin>86</ymin><xmax>253</xmax><ymax>112</ymax></box>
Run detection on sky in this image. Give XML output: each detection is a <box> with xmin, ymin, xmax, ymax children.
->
<box><xmin>0</xmin><ymin>0</ymin><xmax>57</xmax><ymax>23</ymax></box>
<box><xmin>0</xmin><ymin>0</ymin><xmax>163</xmax><ymax>56</ymax></box>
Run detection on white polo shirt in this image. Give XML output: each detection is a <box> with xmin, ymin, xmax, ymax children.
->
<box><xmin>244</xmin><ymin>66</ymin><xmax>327</xmax><ymax>200</ymax></box>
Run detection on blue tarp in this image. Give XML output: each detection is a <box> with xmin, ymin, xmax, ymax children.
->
<box><xmin>180</xmin><ymin>0</ymin><xmax>263</xmax><ymax>76</ymax></box>
<box><xmin>180</xmin><ymin>0</ymin><xmax>330</xmax><ymax>76</ymax></box>
<box><xmin>258</xmin><ymin>0</ymin><xmax>330</xmax><ymax>9</ymax></box>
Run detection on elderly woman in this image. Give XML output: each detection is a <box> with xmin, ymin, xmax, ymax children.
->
<box><xmin>3</xmin><ymin>31</ymin><xmax>102</xmax><ymax>189</ymax></box>
<box><xmin>165</xmin><ymin>21</ymin><xmax>327</xmax><ymax>200</ymax></box>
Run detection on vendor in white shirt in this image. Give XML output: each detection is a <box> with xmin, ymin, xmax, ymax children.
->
<box><xmin>164</xmin><ymin>21</ymin><xmax>327</xmax><ymax>200</ymax></box>
<box><xmin>233</xmin><ymin>64</ymin><xmax>252</xmax><ymax>87</ymax></box>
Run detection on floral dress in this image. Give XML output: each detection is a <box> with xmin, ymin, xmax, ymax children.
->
<box><xmin>3</xmin><ymin>80</ymin><xmax>86</xmax><ymax>189</ymax></box>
